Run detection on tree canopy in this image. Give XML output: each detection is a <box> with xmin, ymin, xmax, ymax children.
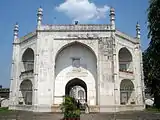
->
<box><xmin>143</xmin><ymin>0</ymin><xmax>160</xmax><ymax>108</ymax></box>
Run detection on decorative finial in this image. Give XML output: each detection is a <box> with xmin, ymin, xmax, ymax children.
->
<box><xmin>14</xmin><ymin>22</ymin><xmax>19</xmax><ymax>40</ymax></box>
<box><xmin>136</xmin><ymin>22</ymin><xmax>140</xmax><ymax>39</ymax></box>
<box><xmin>110</xmin><ymin>7</ymin><xmax>115</xmax><ymax>30</ymax></box>
<box><xmin>37</xmin><ymin>6</ymin><xmax>43</xmax><ymax>26</ymax></box>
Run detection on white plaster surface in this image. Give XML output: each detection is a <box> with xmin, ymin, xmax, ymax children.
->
<box><xmin>9</xmin><ymin>23</ymin><xmax>145</xmax><ymax>112</ymax></box>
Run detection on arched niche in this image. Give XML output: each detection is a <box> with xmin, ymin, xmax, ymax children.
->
<box><xmin>19</xmin><ymin>79</ymin><xmax>33</xmax><ymax>105</ymax></box>
<box><xmin>55</xmin><ymin>41</ymin><xmax>97</xmax><ymax>80</ymax></box>
<box><xmin>22</xmin><ymin>48</ymin><xmax>34</xmax><ymax>72</ymax></box>
<box><xmin>54</xmin><ymin>41</ymin><xmax>97</xmax><ymax>105</ymax></box>
<box><xmin>120</xmin><ymin>79</ymin><xmax>135</xmax><ymax>105</ymax></box>
<box><xmin>119</xmin><ymin>47</ymin><xmax>133</xmax><ymax>73</ymax></box>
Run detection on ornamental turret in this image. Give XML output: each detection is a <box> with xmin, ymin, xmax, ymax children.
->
<box><xmin>13</xmin><ymin>23</ymin><xmax>19</xmax><ymax>43</ymax></box>
<box><xmin>37</xmin><ymin>7</ymin><xmax>43</xmax><ymax>26</ymax></box>
<box><xmin>110</xmin><ymin>7</ymin><xmax>115</xmax><ymax>30</ymax></box>
<box><xmin>136</xmin><ymin>22</ymin><xmax>141</xmax><ymax>39</ymax></box>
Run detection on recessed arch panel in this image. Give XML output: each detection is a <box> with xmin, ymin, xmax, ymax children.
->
<box><xmin>19</xmin><ymin>79</ymin><xmax>33</xmax><ymax>105</ymax></box>
<box><xmin>120</xmin><ymin>79</ymin><xmax>135</xmax><ymax>105</ymax></box>
<box><xmin>118</xmin><ymin>47</ymin><xmax>133</xmax><ymax>72</ymax></box>
<box><xmin>21</xmin><ymin>48</ymin><xmax>34</xmax><ymax>72</ymax></box>
<box><xmin>55</xmin><ymin>41</ymin><xmax>97</xmax><ymax>63</ymax></box>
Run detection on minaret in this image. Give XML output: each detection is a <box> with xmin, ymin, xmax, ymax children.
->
<box><xmin>13</xmin><ymin>23</ymin><xmax>19</xmax><ymax>43</ymax></box>
<box><xmin>110</xmin><ymin>7</ymin><xmax>115</xmax><ymax>30</ymax></box>
<box><xmin>10</xmin><ymin>23</ymin><xmax>20</xmax><ymax>107</ymax></box>
<box><xmin>136</xmin><ymin>22</ymin><xmax>141</xmax><ymax>39</ymax></box>
<box><xmin>110</xmin><ymin>7</ymin><xmax>118</xmax><ymax>107</ymax></box>
<box><xmin>37</xmin><ymin>7</ymin><xmax>43</xmax><ymax>26</ymax></box>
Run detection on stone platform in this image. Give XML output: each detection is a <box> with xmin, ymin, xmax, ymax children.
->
<box><xmin>51</xmin><ymin>105</ymin><xmax>100</xmax><ymax>113</ymax></box>
<box><xmin>0</xmin><ymin>111</ymin><xmax>160</xmax><ymax>120</ymax></box>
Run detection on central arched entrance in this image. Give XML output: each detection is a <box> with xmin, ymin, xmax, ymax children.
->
<box><xmin>65</xmin><ymin>78</ymin><xmax>87</xmax><ymax>104</ymax></box>
<box><xmin>54</xmin><ymin>41</ymin><xmax>97</xmax><ymax>105</ymax></box>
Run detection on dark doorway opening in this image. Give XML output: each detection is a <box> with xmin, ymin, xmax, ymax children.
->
<box><xmin>65</xmin><ymin>78</ymin><xmax>87</xmax><ymax>104</ymax></box>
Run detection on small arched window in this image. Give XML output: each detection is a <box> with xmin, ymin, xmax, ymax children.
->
<box><xmin>22</xmin><ymin>48</ymin><xmax>34</xmax><ymax>72</ymax></box>
<box><xmin>119</xmin><ymin>47</ymin><xmax>133</xmax><ymax>73</ymax></box>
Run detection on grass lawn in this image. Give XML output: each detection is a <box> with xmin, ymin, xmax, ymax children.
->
<box><xmin>145</xmin><ymin>107</ymin><xmax>160</xmax><ymax>113</ymax></box>
<box><xmin>0</xmin><ymin>107</ymin><xmax>12</xmax><ymax>113</ymax></box>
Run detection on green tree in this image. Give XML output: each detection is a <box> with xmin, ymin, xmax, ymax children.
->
<box><xmin>144</xmin><ymin>0</ymin><xmax>160</xmax><ymax>108</ymax></box>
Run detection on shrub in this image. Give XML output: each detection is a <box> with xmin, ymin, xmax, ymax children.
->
<box><xmin>60</xmin><ymin>96</ymin><xmax>81</xmax><ymax>119</ymax></box>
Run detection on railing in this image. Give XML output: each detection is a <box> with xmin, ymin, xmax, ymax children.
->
<box><xmin>23</xmin><ymin>61</ymin><xmax>34</xmax><ymax>72</ymax></box>
<box><xmin>21</xmin><ymin>69</ymin><xmax>33</xmax><ymax>74</ymax></box>
<box><xmin>20</xmin><ymin>61</ymin><xmax>34</xmax><ymax>78</ymax></box>
<box><xmin>119</xmin><ymin>69</ymin><xmax>133</xmax><ymax>74</ymax></box>
<box><xmin>119</xmin><ymin>63</ymin><xmax>133</xmax><ymax>74</ymax></box>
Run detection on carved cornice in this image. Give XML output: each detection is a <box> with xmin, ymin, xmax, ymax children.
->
<box><xmin>19</xmin><ymin>31</ymin><xmax>37</xmax><ymax>42</ymax></box>
<box><xmin>38</xmin><ymin>24</ymin><xmax>111</xmax><ymax>32</ymax></box>
<box><xmin>116</xmin><ymin>30</ymin><xmax>139</xmax><ymax>44</ymax></box>
<box><xmin>54</xmin><ymin>33</ymin><xmax>101</xmax><ymax>40</ymax></box>
<box><xmin>54</xmin><ymin>37</ymin><xmax>98</xmax><ymax>40</ymax></box>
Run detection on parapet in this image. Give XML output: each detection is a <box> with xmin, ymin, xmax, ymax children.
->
<box><xmin>37</xmin><ymin>24</ymin><xmax>112</xmax><ymax>32</ymax></box>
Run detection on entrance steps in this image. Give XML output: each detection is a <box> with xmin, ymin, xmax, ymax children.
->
<box><xmin>31</xmin><ymin>113</ymin><xmax>114</xmax><ymax>120</ymax></box>
<box><xmin>51</xmin><ymin>105</ymin><xmax>100</xmax><ymax>113</ymax></box>
<box><xmin>51</xmin><ymin>105</ymin><xmax>61</xmax><ymax>112</ymax></box>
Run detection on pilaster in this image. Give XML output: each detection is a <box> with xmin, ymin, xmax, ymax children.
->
<box><xmin>110</xmin><ymin>7</ymin><xmax>119</xmax><ymax>106</ymax></box>
<box><xmin>32</xmin><ymin>7</ymin><xmax>43</xmax><ymax>106</ymax></box>
<box><xmin>134</xmin><ymin>44</ymin><xmax>144</xmax><ymax>105</ymax></box>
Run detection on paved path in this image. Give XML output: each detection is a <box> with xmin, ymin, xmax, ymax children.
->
<box><xmin>0</xmin><ymin>111</ymin><xmax>160</xmax><ymax>120</ymax></box>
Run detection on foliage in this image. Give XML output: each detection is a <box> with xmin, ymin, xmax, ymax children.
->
<box><xmin>60</xmin><ymin>96</ymin><xmax>80</xmax><ymax>118</ymax></box>
<box><xmin>60</xmin><ymin>96</ymin><xmax>77</xmax><ymax>112</ymax></box>
<box><xmin>146</xmin><ymin>107</ymin><xmax>160</xmax><ymax>113</ymax></box>
<box><xmin>0</xmin><ymin>107</ymin><xmax>11</xmax><ymax>113</ymax></box>
<box><xmin>63</xmin><ymin>109</ymin><xmax>80</xmax><ymax>118</ymax></box>
<box><xmin>144</xmin><ymin>0</ymin><xmax>160</xmax><ymax>108</ymax></box>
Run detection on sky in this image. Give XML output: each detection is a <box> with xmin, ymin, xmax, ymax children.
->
<box><xmin>0</xmin><ymin>0</ymin><xmax>149</xmax><ymax>88</ymax></box>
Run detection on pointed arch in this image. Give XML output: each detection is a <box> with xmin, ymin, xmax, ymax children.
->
<box><xmin>120</xmin><ymin>79</ymin><xmax>135</xmax><ymax>105</ymax></box>
<box><xmin>65</xmin><ymin>78</ymin><xmax>87</xmax><ymax>103</ymax></box>
<box><xmin>19</xmin><ymin>79</ymin><xmax>33</xmax><ymax>105</ymax></box>
<box><xmin>54</xmin><ymin>41</ymin><xmax>97</xmax><ymax>80</ymax></box>
<box><xmin>55</xmin><ymin>41</ymin><xmax>97</xmax><ymax>62</ymax></box>
<box><xmin>118</xmin><ymin>47</ymin><xmax>133</xmax><ymax>73</ymax></box>
<box><xmin>22</xmin><ymin>48</ymin><xmax>34</xmax><ymax>72</ymax></box>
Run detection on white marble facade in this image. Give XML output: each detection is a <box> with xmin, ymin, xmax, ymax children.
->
<box><xmin>9</xmin><ymin>7</ymin><xmax>145</xmax><ymax>112</ymax></box>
